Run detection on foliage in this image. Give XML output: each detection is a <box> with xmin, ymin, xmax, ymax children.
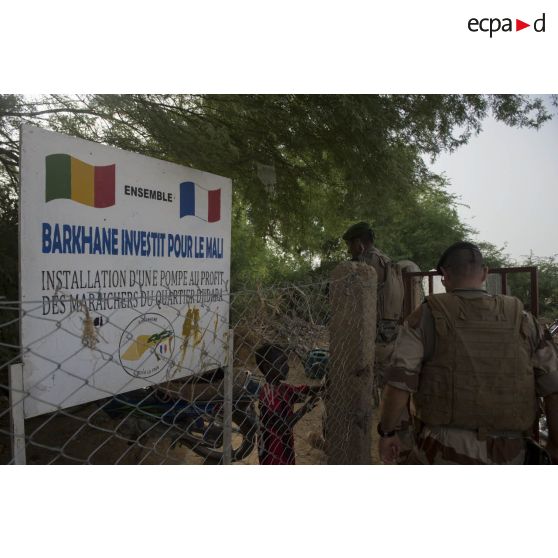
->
<box><xmin>0</xmin><ymin>94</ymin><xmax>553</xmax><ymax>291</ymax></box>
<box><xmin>470</xmin><ymin>242</ymin><xmax>558</xmax><ymax>320</ymax></box>
<box><xmin>531</xmin><ymin>256</ymin><xmax>558</xmax><ymax>319</ymax></box>
<box><xmin>476</xmin><ymin>241</ymin><xmax>513</xmax><ymax>268</ymax></box>
<box><xmin>506</xmin><ymin>255</ymin><xmax>558</xmax><ymax>320</ymax></box>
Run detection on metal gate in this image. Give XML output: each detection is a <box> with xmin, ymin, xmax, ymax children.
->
<box><xmin>402</xmin><ymin>266</ymin><xmax>539</xmax><ymax>318</ymax></box>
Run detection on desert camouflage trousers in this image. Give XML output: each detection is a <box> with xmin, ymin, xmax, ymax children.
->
<box><xmin>402</xmin><ymin>424</ymin><xmax>527</xmax><ymax>465</ymax></box>
<box><xmin>373</xmin><ymin>322</ymin><xmax>399</xmax><ymax>409</ymax></box>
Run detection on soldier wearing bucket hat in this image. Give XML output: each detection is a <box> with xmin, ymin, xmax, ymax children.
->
<box><xmin>342</xmin><ymin>221</ymin><xmax>403</xmax><ymax>341</ymax></box>
<box><xmin>341</xmin><ymin>221</ymin><xmax>407</xmax><ymax>441</ymax></box>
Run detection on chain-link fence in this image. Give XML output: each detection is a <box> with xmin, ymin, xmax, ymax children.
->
<box><xmin>6</xmin><ymin>263</ymin><xmax>537</xmax><ymax>465</ymax></box>
<box><xmin>1</xmin><ymin>269</ymin><xmax>376</xmax><ymax>465</ymax></box>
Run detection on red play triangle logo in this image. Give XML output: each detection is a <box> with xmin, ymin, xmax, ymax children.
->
<box><xmin>516</xmin><ymin>19</ymin><xmax>530</xmax><ymax>31</ymax></box>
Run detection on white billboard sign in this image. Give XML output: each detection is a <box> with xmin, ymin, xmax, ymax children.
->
<box><xmin>20</xmin><ymin>125</ymin><xmax>232</xmax><ymax>418</ymax></box>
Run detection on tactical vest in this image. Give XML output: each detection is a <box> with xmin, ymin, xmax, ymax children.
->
<box><xmin>414</xmin><ymin>293</ymin><xmax>536</xmax><ymax>432</ymax></box>
<box><xmin>362</xmin><ymin>248</ymin><xmax>404</xmax><ymax>322</ymax></box>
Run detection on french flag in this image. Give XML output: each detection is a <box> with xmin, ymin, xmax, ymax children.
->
<box><xmin>179</xmin><ymin>181</ymin><xmax>221</xmax><ymax>222</ymax></box>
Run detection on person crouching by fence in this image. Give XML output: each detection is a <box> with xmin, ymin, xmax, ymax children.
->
<box><xmin>255</xmin><ymin>344</ymin><xmax>321</xmax><ymax>465</ymax></box>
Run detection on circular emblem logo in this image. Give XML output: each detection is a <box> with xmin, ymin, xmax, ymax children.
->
<box><xmin>119</xmin><ymin>313</ymin><xmax>175</xmax><ymax>378</ymax></box>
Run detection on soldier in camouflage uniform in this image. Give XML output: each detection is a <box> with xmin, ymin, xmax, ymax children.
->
<box><xmin>341</xmin><ymin>222</ymin><xmax>414</xmax><ymax>461</ymax></box>
<box><xmin>378</xmin><ymin>241</ymin><xmax>558</xmax><ymax>465</ymax></box>
<box><xmin>342</xmin><ymin>222</ymin><xmax>401</xmax><ymax>345</ymax></box>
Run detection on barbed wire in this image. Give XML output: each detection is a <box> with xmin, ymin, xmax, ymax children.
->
<box><xmin>4</xmin><ymin>266</ymin><xmax>534</xmax><ymax>465</ymax></box>
<box><xmin>0</xmin><ymin>273</ymin><xmax>365</xmax><ymax>465</ymax></box>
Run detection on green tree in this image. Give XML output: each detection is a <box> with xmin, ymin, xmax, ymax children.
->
<box><xmin>0</xmin><ymin>94</ymin><xmax>553</xmax><ymax>289</ymax></box>
<box><xmin>476</xmin><ymin>241</ymin><xmax>513</xmax><ymax>268</ymax></box>
<box><xmin>532</xmin><ymin>256</ymin><xmax>558</xmax><ymax>319</ymax></box>
<box><xmin>506</xmin><ymin>254</ymin><xmax>558</xmax><ymax>319</ymax></box>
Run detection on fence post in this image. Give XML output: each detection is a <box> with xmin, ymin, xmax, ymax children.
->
<box><xmin>223</xmin><ymin>329</ymin><xmax>234</xmax><ymax>464</ymax></box>
<box><xmin>326</xmin><ymin>262</ymin><xmax>376</xmax><ymax>464</ymax></box>
<box><xmin>9</xmin><ymin>363</ymin><xmax>26</xmax><ymax>465</ymax></box>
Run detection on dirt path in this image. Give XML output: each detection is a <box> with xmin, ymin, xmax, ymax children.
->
<box><xmin>0</xmin><ymin>358</ymin><xmax>382</xmax><ymax>465</ymax></box>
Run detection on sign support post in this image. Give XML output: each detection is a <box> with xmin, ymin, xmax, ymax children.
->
<box><xmin>9</xmin><ymin>363</ymin><xmax>27</xmax><ymax>465</ymax></box>
<box><xmin>223</xmin><ymin>329</ymin><xmax>234</xmax><ymax>465</ymax></box>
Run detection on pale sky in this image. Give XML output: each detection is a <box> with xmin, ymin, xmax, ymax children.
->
<box><xmin>429</xmin><ymin>96</ymin><xmax>558</xmax><ymax>262</ymax></box>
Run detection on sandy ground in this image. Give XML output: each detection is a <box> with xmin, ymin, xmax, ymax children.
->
<box><xmin>0</xmin><ymin>356</ymin><xmax>383</xmax><ymax>465</ymax></box>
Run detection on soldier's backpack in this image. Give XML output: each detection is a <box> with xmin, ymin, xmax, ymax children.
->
<box><xmin>377</xmin><ymin>255</ymin><xmax>405</xmax><ymax>322</ymax></box>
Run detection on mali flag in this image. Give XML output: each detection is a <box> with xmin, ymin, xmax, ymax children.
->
<box><xmin>45</xmin><ymin>154</ymin><xmax>115</xmax><ymax>208</ymax></box>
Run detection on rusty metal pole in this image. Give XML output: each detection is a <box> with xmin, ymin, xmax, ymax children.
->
<box><xmin>500</xmin><ymin>271</ymin><xmax>507</xmax><ymax>295</ymax></box>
